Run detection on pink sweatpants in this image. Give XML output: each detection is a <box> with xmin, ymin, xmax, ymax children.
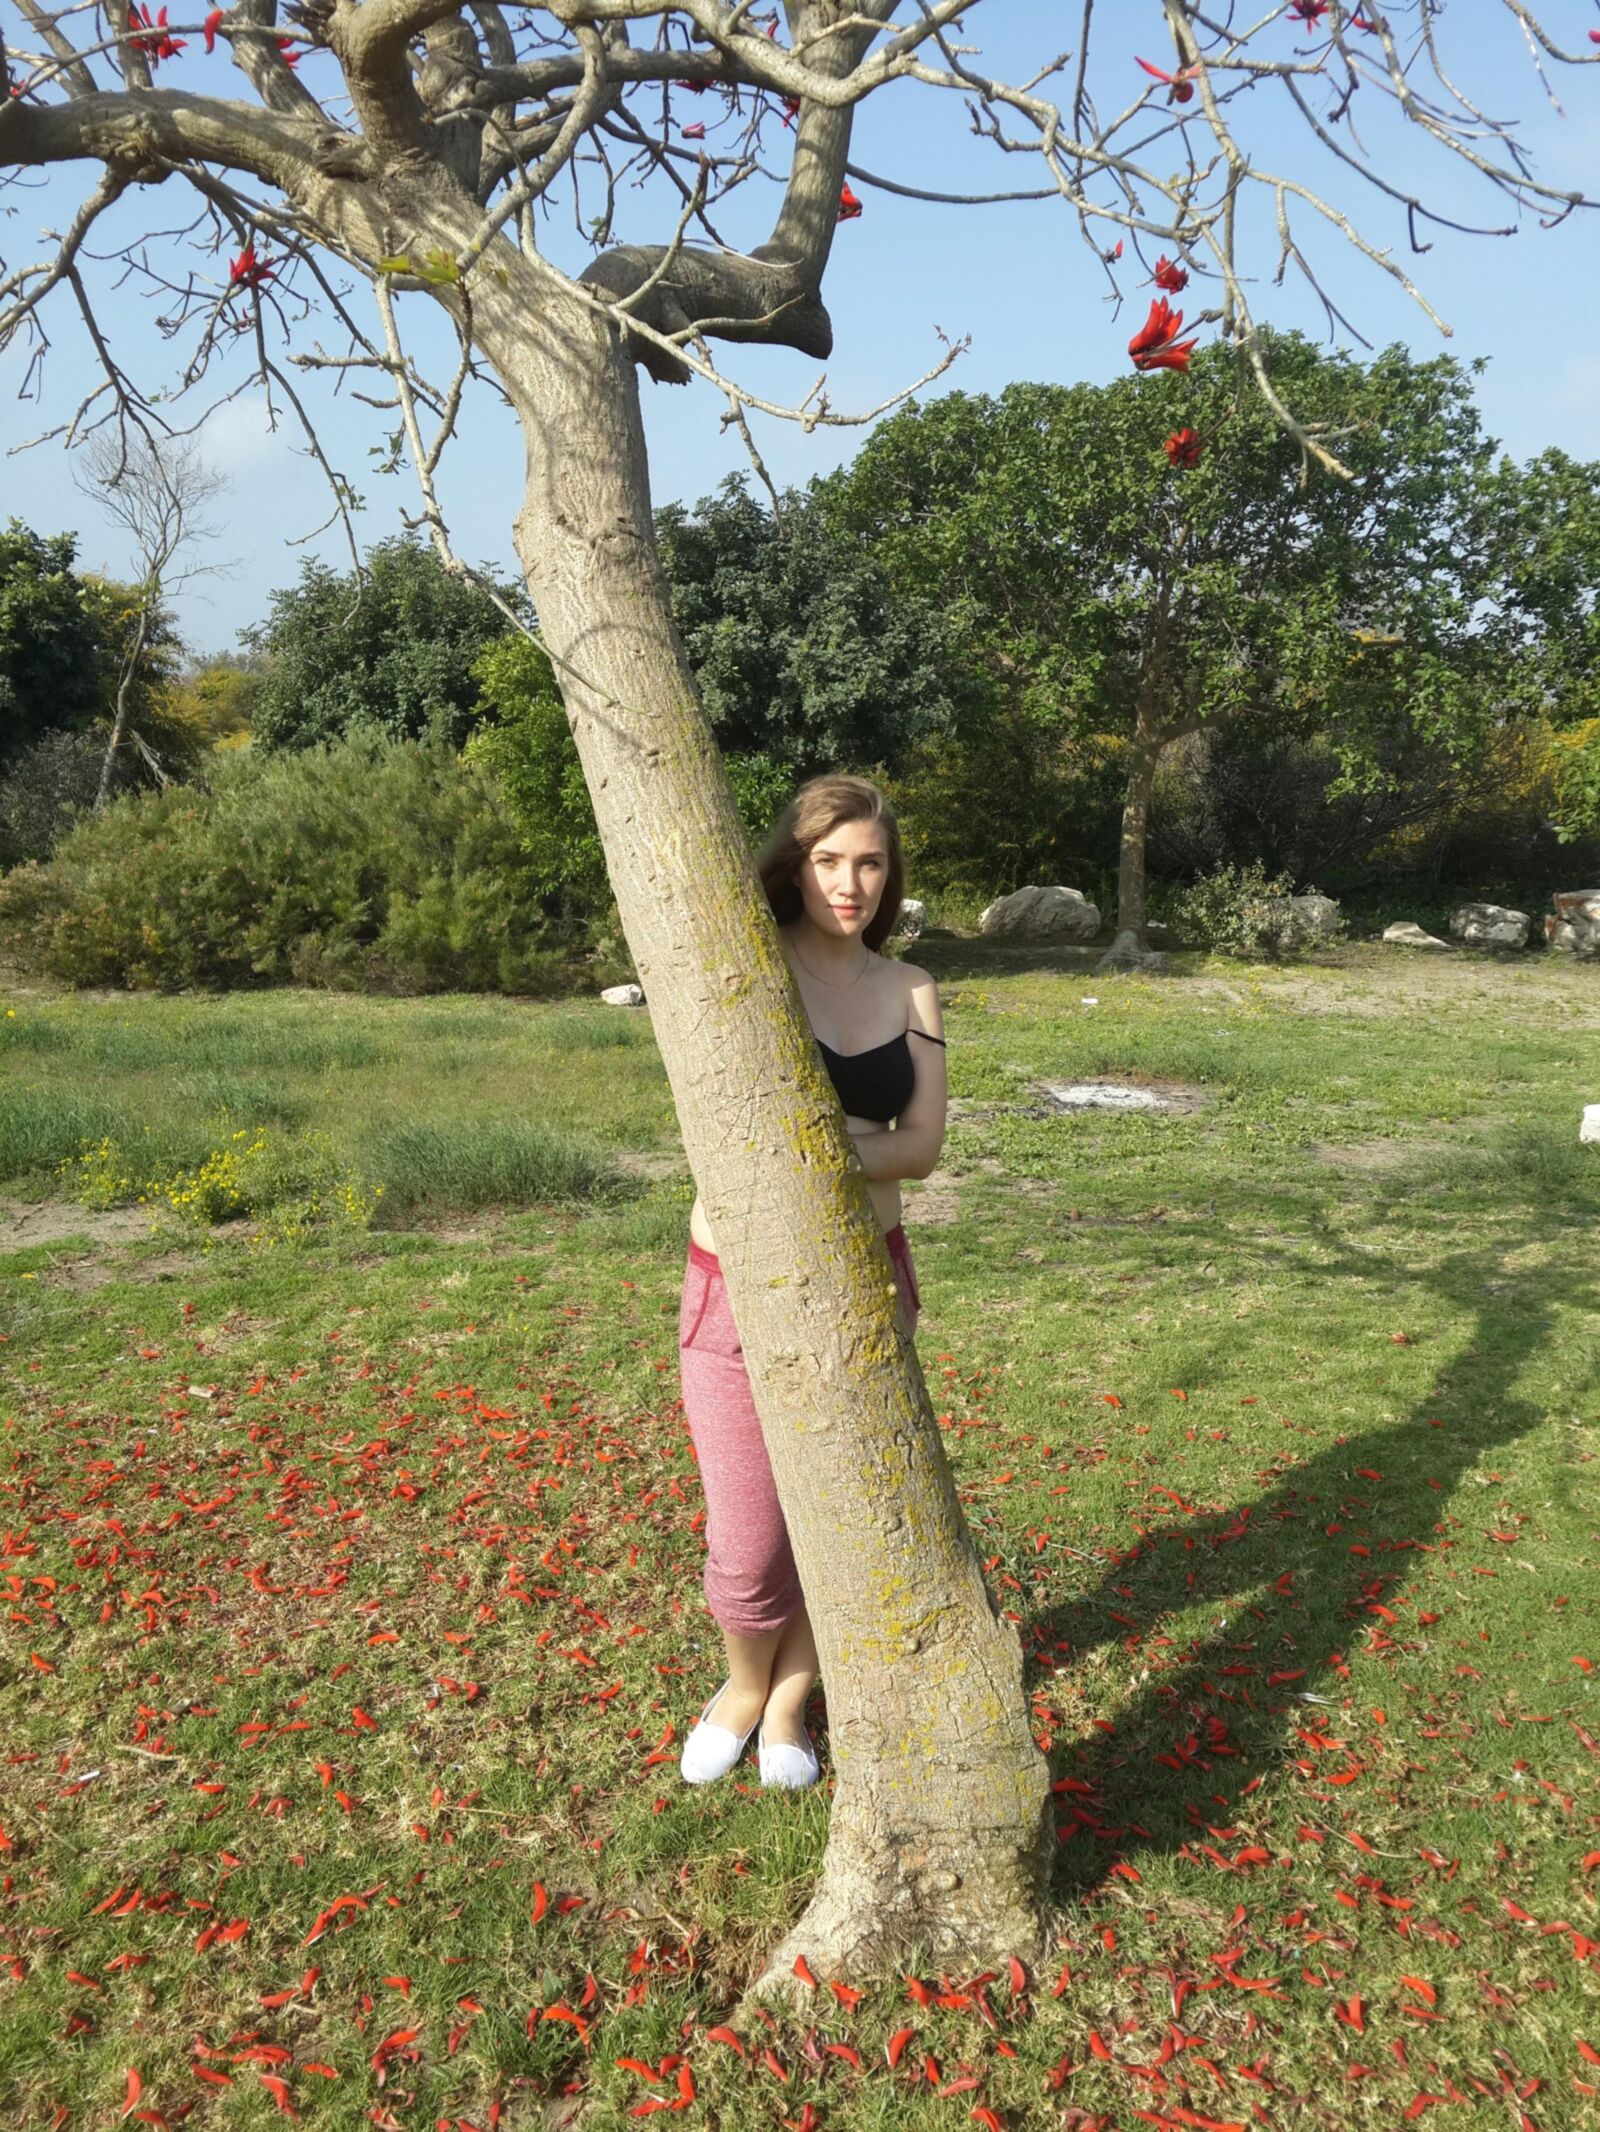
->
<box><xmin>678</xmin><ymin>1223</ymin><xmax>921</xmax><ymax>1636</ymax></box>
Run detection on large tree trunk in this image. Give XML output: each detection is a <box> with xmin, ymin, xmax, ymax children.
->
<box><xmin>473</xmin><ymin>284</ymin><xmax>1055</xmax><ymax>1995</ymax></box>
<box><xmin>1099</xmin><ymin>734</ymin><xmax>1162</xmax><ymax>970</ymax></box>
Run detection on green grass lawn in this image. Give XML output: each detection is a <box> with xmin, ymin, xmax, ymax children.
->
<box><xmin>2</xmin><ymin>946</ymin><xmax>1597</xmax><ymax>2131</ymax></box>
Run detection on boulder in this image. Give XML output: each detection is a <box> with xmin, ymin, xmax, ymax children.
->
<box><xmin>1382</xmin><ymin>921</ymin><xmax>1452</xmax><ymax>951</ymax></box>
<box><xmin>893</xmin><ymin>898</ymin><xmax>926</xmax><ymax>940</ymax></box>
<box><xmin>1449</xmin><ymin>902</ymin><xmax>1530</xmax><ymax>950</ymax></box>
<box><xmin>1582</xmin><ymin>1105</ymin><xmax>1600</xmax><ymax>1145</ymax></box>
<box><xmin>1290</xmin><ymin>891</ymin><xmax>1343</xmax><ymax>941</ymax></box>
<box><xmin>1546</xmin><ymin>890</ymin><xmax>1600</xmax><ymax>959</ymax></box>
<box><xmin>600</xmin><ymin>983</ymin><xmax>645</xmax><ymax>1006</ymax></box>
<box><xmin>979</xmin><ymin>885</ymin><xmax>1102</xmax><ymax>942</ymax></box>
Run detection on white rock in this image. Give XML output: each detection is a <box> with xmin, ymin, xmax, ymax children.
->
<box><xmin>893</xmin><ymin>898</ymin><xmax>926</xmax><ymax>940</ymax></box>
<box><xmin>600</xmin><ymin>983</ymin><xmax>645</xmax><ymax>1006</ymax></box>
<box><xmin>1290</xmin><ymin>892</ymin><xmax>1343</xmax><ymax>940</ymax></box>
<box><xmin>1581</xmin><ymin>1105</ymin><xmax>1600</xmax><ymax>1145</ymax></box>
<box><xmin>1449</xmin><ymin>902</ymin><xmax>1530</xmax><ymax>949</ymax></box>
<box><xmin>979</xmin><ymin>885</ymin><xmax>1102</xmax><ymax>941</ymax></box>
<box><xmin>1547</xmin><ymin>890</ymin><xmax>1600</xmax><ymax>958</ymax></box>
<box><xmin>1382</xmin><ymin>921</ymin><xmax>1452</xmax><ymax>951</ymax></box>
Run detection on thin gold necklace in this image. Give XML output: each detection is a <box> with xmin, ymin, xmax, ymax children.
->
<box><xmin>788</xmin><ymin>934</ymin><xmax>871</xmax><ymax>988</ymax></box>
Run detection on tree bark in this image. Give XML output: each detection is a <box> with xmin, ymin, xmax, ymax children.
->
<box><xmin>469</xmin><ymin>273</ymin><xmax>1056</xmax><ymax>1995</ymax></box>
<box><xmin>1099</xmin><ymin>734</ymin><xmax>1162</xmax><ymax>971</ymax></box>
<box><xmin>95</xmin><ymin>603</ymin><xmax>147</xmax><ymax>809</ymax></box>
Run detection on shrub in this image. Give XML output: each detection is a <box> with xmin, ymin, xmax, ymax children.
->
<box><xmin>1170</xmin><ymin>860</ymin><xmax>1314</xmax><ymax>958</ymax></box>
<box><xmin>0</xmin><ymin>727</ymin><xmax>127</xmax><ymax>868</ymax></box>
<box><xmin>0</xmin><ymin>727</ymin><xmax>622</xmax><ymax>995</ymax></box>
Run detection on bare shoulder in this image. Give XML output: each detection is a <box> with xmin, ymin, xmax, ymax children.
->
<box><xmin>896</xmin><ymin>958</ymin><xmax>944</xmax><ymax>1040</ymax></box>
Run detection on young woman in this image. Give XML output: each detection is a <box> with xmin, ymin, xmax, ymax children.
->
<box><xmin>677</xmin><ymin>773</ymin><xmax>948</xmax><ymax>1790</ymax></box>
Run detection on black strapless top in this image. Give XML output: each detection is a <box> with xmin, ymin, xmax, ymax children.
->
<box><xmin>817</xmin><ymin>1028</ymin><xmax>945</xmax><ymax>1123</ymax></box>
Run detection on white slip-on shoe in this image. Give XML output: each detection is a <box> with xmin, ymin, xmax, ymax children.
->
<box><xmin>757</xmin><ymin>1717</ymin><xmax>821</xmax><ymax>1791</ymax></box>
<box><xmin>680</xmin><ymin>1680</ymin><xmax>759</xmax><ymax>1785</ymax></box>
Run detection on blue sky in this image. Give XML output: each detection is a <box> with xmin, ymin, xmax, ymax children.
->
<box><xmin>2</xmin><ymin>2</ymin><xmax>1597</xmax><ymax>655</ymax></box>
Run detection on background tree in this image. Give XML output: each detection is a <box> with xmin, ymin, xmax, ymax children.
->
<box><xmin>820</xmin><ymin>338</ymin><xmax>1520</xmax><ymax>963</ymax></box>
<box><xmin>160</xmin><ymin>649</ymin><xmax>268</xmax><ymax>752</ymax></box>
<box><xmin>656</xmin><ymin>473</ymin><xmax>973</xmax><ymax>776</ymax></box>
<box><xmin>0</xmin><ymin>522</ymin><xmax>106</xmax><ymax>767</ymax></box>
<box><xmin>246</xmin><ymin>535</ymin><xmax>530</xmax><ymax>751</ymax></box>
<box><xmin>1488</xmin><ymin>448</ymin><xmax>1600</xmax><ymax>842</ymax></box>
<box><xmin>3</xmin><ymin>0</ymin><xmax>1595</xmax><ymax>1989</ymax></box>
<box><xmin>75</xmin><ymin>428</ymin><xmax>228</xmax><ymax>802</ymax></box>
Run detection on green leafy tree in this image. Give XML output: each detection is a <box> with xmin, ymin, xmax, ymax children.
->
<box><xmin>1488</xmin><ymin>449</ymin><xmax>1600</xmax><ymax>839</ymax></box>
<box><xmin>821</xmin><ymin>337</ymin><xmax>1519</xmax><ymax>960</ymax></box>
<box><xmin>246</xmin><ymin>536</ymin><xmax>530</xmax><ymax>752</ymax></box>
<box><xmin>656</xmin><ymin>474</ymin><xmax>974</xmax><ymax>776</ymax></box>
<box><xmin>0</xmin><ymin>522</ymin><xmax>106</xmax><ymax>765</ymax></box>
<box><xmin>467</xmin><ymin>634</ymin><xmax>804</xmax><ymax>920</ymax></box>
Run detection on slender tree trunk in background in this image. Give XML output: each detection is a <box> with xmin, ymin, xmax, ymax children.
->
<box><xmin>475</xmin><ymin>281</ymin><xmax>1055</xmax><ymax>1992</ymax></box>
<box><xmin>95</xmin><ymin>604</ymin><xmax>147</xmax><ymax>809</ymax></box>
<box><xmin>1100</xmin><ymin>735</ymin><xmax>1162</xmax><ymax>970</ymax></box>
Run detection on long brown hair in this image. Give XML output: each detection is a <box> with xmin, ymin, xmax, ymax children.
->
<box><xmin>756</xmin><ymin>773</ymin><xmax>905</xmax><ymax>952</ymax></box>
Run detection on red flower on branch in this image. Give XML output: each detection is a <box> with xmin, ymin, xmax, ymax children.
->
<box><xmin>128</xmin><ymin>4</ymin><xmax>185</xmax><ymax>64</ymax></box>
<box><xmin>682</xmin><ymin>121</ymin><xmax>706</xmax><ymax>140</ymax></box>
<box><xmin>1164</xmin><ymin>427</ymin><xmax>1205</xmax><ymax>469</ymax></box>
<box><xmin>1135</xmin><ymin>55</ymin><xmax>1199</xmax><ymax>103</ymax></box>
<box><xmin>780</xmin><ymin>94</ymin><xmax>801</xmax><ymax>128</ymax></box>
<box><xmin>1153</xmin><ymin>255</ymin><xmax>1189</xmax><ymax>293</ymax></box>
<box><xmin>1287</xmin><ymin>0</ymin><xmax>1331</xmax><ymax>23</ymax></box>
<box><xmin>673</xmin><ymin>76</ymin><xmax>708</xmax><ymax>93</ymax></box>
<box><xmin>1129</xmin><ymin>297</ymin><xmax>1198</xmax><ymax>372</ymax></box>
<box><xmin>274</xmin><ymin>35</ymin><xmax>300</xmax><ymax>67</ymax></box>
<box><xmin>228</xmin><ymin>243</ymin><xmax>276</xmax><ymax>293</ymax></box>
<box><xmin>837</xmin><ymin>183</ymin><xmax>863</xmax><ymax>222</ymax></box>
<box><xmin>202</xmin><ymin>8</ymin><xmax>223</xmax><ymax>53</ymax></box>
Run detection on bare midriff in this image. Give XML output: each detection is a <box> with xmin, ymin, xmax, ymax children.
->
<box><xmin>687</xmin><ymin>1117</ymin><xmax>902</xmax><ymax>1256</ymax></box>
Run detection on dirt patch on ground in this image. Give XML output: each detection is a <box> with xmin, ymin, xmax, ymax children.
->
<box><xmin>0</xmin><ymin>1199</ymin><xmax>162</xmax><ymax>1252</ymax></box>
<box><xmin>904</xmin><ymin>1169</ymin><xmax>961</xmax><ymax>1225</ymax></box>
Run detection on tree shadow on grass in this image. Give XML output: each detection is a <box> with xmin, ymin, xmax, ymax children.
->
<box><xmin>1028</xmin><ymin>1174</ymin><xmax>1596</xmax><ymax>1904</ymax></box>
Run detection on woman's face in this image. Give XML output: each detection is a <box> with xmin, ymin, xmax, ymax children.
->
<box><xmin>793</xmin><ymin>817</ymin><xmax>890</xmax><ymax>940</ymax></box>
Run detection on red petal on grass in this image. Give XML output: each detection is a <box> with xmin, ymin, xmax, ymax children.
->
<box><xmin>759</xmin><ymin>2048</ymin><xmax>790</xmax><ymax>2082</ymax></box>
<box><xmin>531</xmin><ymin>1883</ymin><xmax>548</xmax><ymax>1922</ymax></box>
<box><xmin>1334</xmin><ymin>1994</ymin><xmax>1365</xmax><ymax>2031</ymax></box>
<box><xmin>824</xmin><ymin>2044</ymin><xmax>863</xmax><ymax>2069</ymax></box>
<box><xmin>1400</xmin><ymin>1976</ymin><xmax>1436</xmax><ymax>2007</ymax></box>
<box><xmin>972</xmin><ymin>2110</ymin><xmax>1005</xmax><ymax>2132</ymax></box>
<box><xmin>615</xmin><ymin>2058</ymin><xmax>662</xmax><ymax>2082</ymax></box>
<box><xmin>905</xmin><ymin>1975</ymin><xmax>934</xmax><ymax>2006</ymax></box>
<box><xmin>31</xmin><ymin>1654</ymin><xmax>55</xmax><ymax>1673</ymax></box>
<box><xmin>351</xmin><ymin>1707</ymin><xmax>377</xmax><ymax>1729</ymax></box>
<box><xmin>706</xmin><ymin>2027</ymin><xmax>745</xmax><ymax>2055</ymax></box>
<box><xmin>121</xmin><ymin>2070</ymin><xmax>144</xmax><ymax>2120</ymax></box>
<box><xmin>259</xmin><ymin>2074</ymin><xmax>298</xmax><ymax>2119</ymax></box>
<box><xmin>1008</xmin><ymin>1956</ymin><xmax>1028</xmax><ymax>1996</ymax></box>
<box><xmin>887</xmin><ymin>2026</ymin><xmax>916</xmax><ymax>2068</ymax></box>
<box><xmin>1578</xmin><ymin>2040</ymin><xmax>1600</xmax><ymax>2067</ymax></box>
<box><xmin>828</xmin><ymin>1978</ymin><xmax>863</xmax><ymax>2009</ymax></box>
<box><xmin>1585</xmin><ymin>1853</ymin><xmax>1600</xmax><ymax>1871</ymax></box>
<box><xmin>301</xmin><ymin>2065</ymin><xmax>338</xmax><ymax>2079</ymax></box>
<box><xmin>793</xmin><ymin>1956</ymin><xmax>817</xmax><ymax>1987</ymax></box>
